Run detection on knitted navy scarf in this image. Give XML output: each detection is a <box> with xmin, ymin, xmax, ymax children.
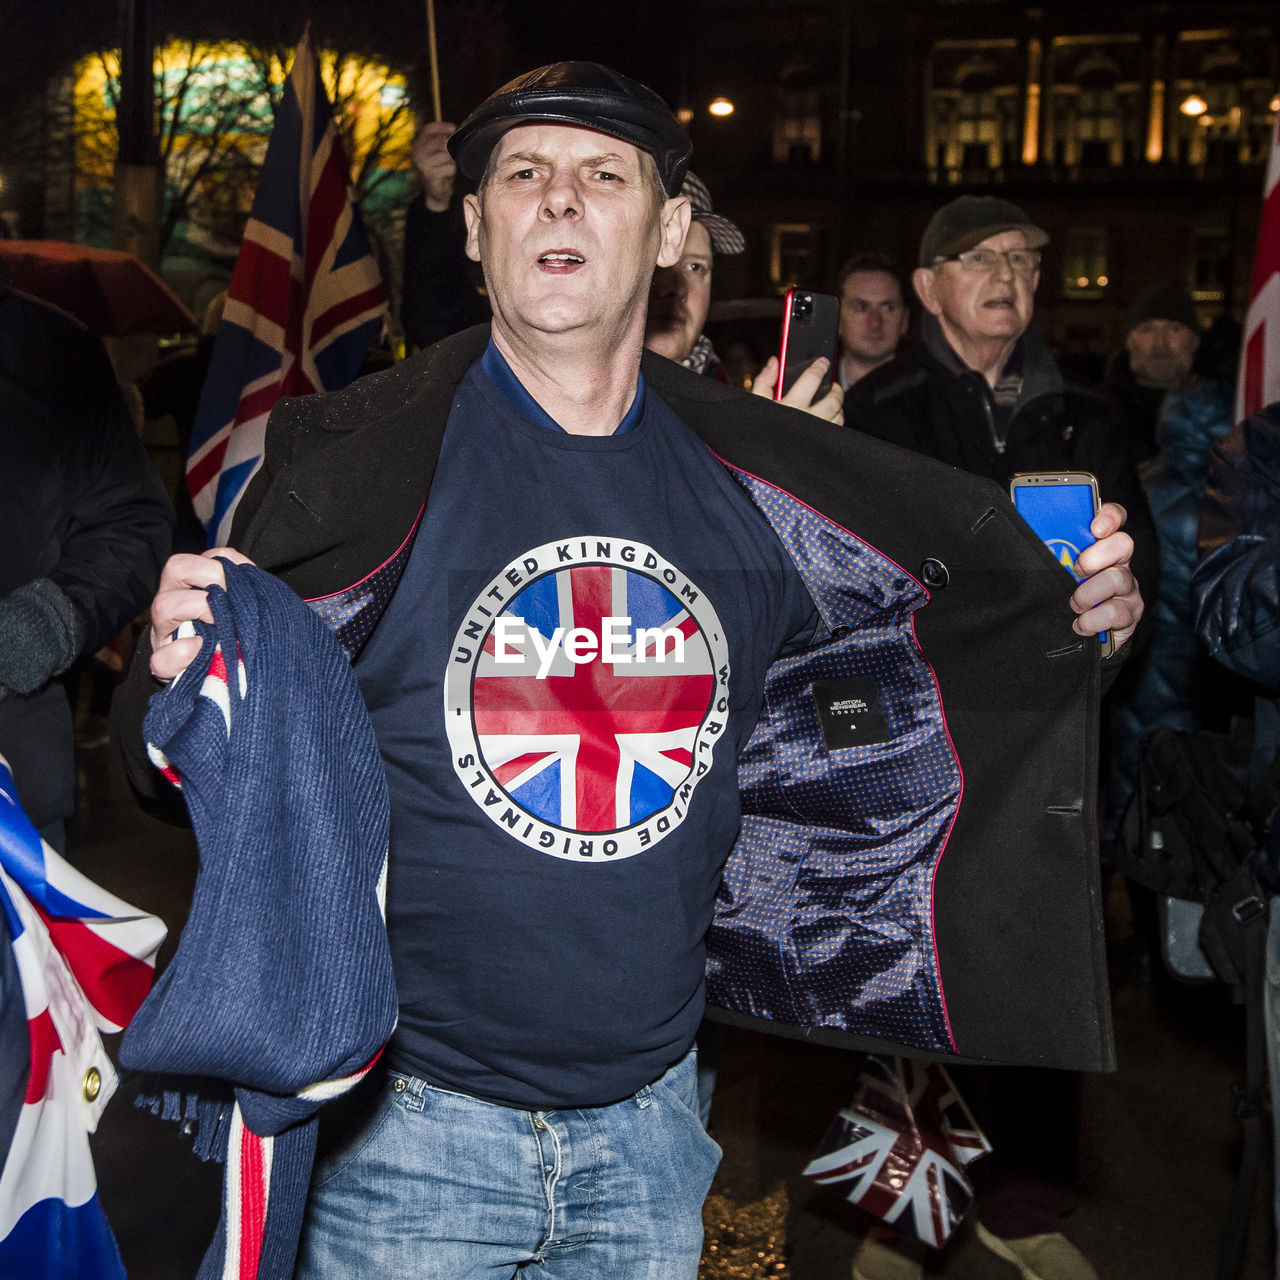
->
<box><xmin>121</xmin><ymin>560</ymin><xmax>397</xmax><ymax>1279</ymax></box>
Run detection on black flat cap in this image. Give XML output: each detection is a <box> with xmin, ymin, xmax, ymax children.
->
<box><xmin>449</xmin><ymin>62</ymin><xmax>692</xmax><ymax>197</ymax></box>
<box><xmin>919</xmin><ymin>195</ymin><xmax>1048</xmax><ymax>266</ymax></box>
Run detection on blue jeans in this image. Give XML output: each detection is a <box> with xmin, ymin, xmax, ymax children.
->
<box><xmin>295</xmin><ymin>1047</ymin><xmax>721</xmax><ymax>1278</ymax></box>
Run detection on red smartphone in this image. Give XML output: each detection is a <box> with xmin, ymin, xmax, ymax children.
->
<box><xmin>776</xmin><ymin>287</ymin><xmax>840</xmax><ymax>402</ymax></box>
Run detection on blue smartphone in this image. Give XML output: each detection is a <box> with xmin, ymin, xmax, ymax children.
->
<box><xmin>1009</xmin><ymin>470</ymin><xmax>1113</xmax><ymax>658</ymax></box>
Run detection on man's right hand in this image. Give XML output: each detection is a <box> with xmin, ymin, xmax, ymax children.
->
<box><xmin>412</xmin><ymin>121</ymin><xmax>458</xmax><ymax>213</ymax></box>
<box><xmin>750</xmin><ymin>356</ymin><xmax>845</xmax><ymax>425</ymax></box>
<box><xmin>149</xmin><ymin>548</ymin><xmax>255</xmax><ymax>684</ymax></box>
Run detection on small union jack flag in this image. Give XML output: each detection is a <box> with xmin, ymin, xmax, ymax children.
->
<box><xmin>803</xmin><ymin>1055</ymin><xmax>991</xmax><ymax>1248</ymax></box>
<box><xmin>186</xmin><ymin>25</ymin><xmax>387</xmax><ymax>546</ymax></box>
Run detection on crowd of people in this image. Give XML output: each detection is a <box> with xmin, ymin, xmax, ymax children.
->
<box><xmin>4</xmin><ymin>51</ymin><xmax>1277</xmax><ymax>1280</ymax></box>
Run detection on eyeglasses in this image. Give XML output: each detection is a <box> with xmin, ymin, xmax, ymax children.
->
<box><xmin>935</xmin><ymin>248</ymin><xmax>1042</xmax><ymax>276</ymax></box>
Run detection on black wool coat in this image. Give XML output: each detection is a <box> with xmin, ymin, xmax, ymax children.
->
<box><xmin>115</xmin><ymin>325</ymin><xmax>1116</xmax><ymax>1071</ymax></box>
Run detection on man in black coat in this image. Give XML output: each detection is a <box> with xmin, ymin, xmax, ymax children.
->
<box><xmin>846</xmin><ymin>195</ymin><xmax>1155</xmax><ymax>1280</ymax></box>
<box><xmin>0</xmin><ymin>260</ymin><xmax>172</xmax><ymax>848</ymax></box>
<box><xmin>115</xmin><ymin>70</ymin><xmax>1143</xmax><ymax>1278</ymax></box>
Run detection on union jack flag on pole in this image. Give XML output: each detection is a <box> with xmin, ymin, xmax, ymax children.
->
<box><xmin>1237</xmin><ymin>102</ymin><xmax>1280</xmax><ymax>420</ymax></box>
<box><xmin>0</xmin><ymin>756</ymin><xmax>166</xmax><ymax>1277</ymax></box>
<box><xmin>186</xmin><ymin>26</ymin><xmax>388</xmax><ymax>546</ymax></box>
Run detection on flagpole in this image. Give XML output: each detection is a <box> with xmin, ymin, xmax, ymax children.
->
<box><xmin>425</xmin><ymin>0</ymin><xmax>442</xmax><ymax>122</ymax></box>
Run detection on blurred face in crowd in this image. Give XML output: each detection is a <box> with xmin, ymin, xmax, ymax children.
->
<box><xmin>838</xmin><ymin>269</ymin><xmax>908</xmax><ymax>369</ymax></box>
<box><xmin>913</xmin><ymin>229</ymin><xmax>1040</xmax><ymax>357</ymax></box>
<box><xmin>463</xmin><ymin>123</ymin><xmax>687</xmax><ymax>350</ymax></box>
<box><xmin>645</xmin><ymin>220</ymin><xmax>714</xmax><ymax>362</ymax></box>
<box><xmin>1127</xmin><ymin>319</ymin><xmax>1199</xmax><ymax>390</ymax></box>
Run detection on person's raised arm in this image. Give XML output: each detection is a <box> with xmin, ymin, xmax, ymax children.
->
<box><xmin>402</xmin><ymin>120</ymin><xmax>492</xmax><ymax>349</ymax></box>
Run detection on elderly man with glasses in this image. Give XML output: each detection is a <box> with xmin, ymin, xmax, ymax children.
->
<box><xmin>849</xmin><ymin>196</ymin><xmax>1151</xmax><ymax>538</ymax></box>
<box><xmin>845</xmin><ymin>196</ymin><xmax>1156</xmax><ymax>1280</ymax></box>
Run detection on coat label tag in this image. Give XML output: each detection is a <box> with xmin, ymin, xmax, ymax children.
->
<box><xmin>812</xmin><ymin>678</ymin><xmax>890</xmax><ymax>750</ymax></box>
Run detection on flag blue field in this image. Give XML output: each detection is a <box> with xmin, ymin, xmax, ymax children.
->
<box><xmin>186</xmin><ymin>27</ymin><xmax>387</xmax><ymax>546</ymax></box>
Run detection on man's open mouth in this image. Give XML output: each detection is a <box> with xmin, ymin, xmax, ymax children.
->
<box><xmin>539</xmin><ymin>252</ymin><xmax>585</xmax><ymax>265</ymax></box>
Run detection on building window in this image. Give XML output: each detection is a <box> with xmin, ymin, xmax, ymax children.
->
<box><xmin>1062</xmin><ymin>228</ymin><xmax>1109</xmax><ymax>298</ymax></box>
<box><xmin>1191</xmin><ymin>228</ymin><xmax>1231</xmax><ymax>303</ymax></box>
<box><xmin>1076</xmin><ymin>87</ymin><xmax>1120</xmax><ymax>167</ymax></box>
<box><xmin>769</xmin><ymin>223</ymin><xmax>816</xmax><ymax>292</ymax></box>
<box><xmin>955</xmin><ymin>89</ymin><xmax>1001</xmax><ymax>169</ymax></box>
<box><xmin>773</xmin><ymin>86</ymin><xmax>822</xmax><ymax>164</ymax></box>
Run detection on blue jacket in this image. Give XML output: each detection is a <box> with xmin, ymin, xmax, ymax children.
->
<box><xmin>115</xmin><ymin>325</ymin><xmax>1116</xmax><ymax>1072</ymax></box>
<box><xmin>1107</xmin><ymin>378</ymin><xmax>1237</xmax><ymax>830</ymax></box>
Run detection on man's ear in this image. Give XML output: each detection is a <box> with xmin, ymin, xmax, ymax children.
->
<box><xmin>462</xmin><ymin>193</ymin><xmax>483</xmax><ymax>264</ymax></box>
<box><xmin>912</xmin><ymin>266</ymin><xmax>943</xmax><ymax>318</ymax></box>
<box><xmin>656</xmin><ymin>196</ymin><xmax>691</xmax><ymax>269</ymax></box>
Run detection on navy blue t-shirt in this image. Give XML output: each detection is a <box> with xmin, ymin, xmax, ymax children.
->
<box><xmin>354</xmin><ymin>346</ymin><xmax>815</xmax><ymax>1108</ymax></box>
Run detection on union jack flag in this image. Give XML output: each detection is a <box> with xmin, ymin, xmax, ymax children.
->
<box><xmin>186</xmin><ymin>26</ymin><xmax>387</xmax><ymax>546</ymax></box>
<box><xmin>0</xmin><ymin>757</ymin><xmax>165</xmax><ymax>1277</ymax></box>
<box><xmin>1238</xmin><ymin>103</ymin><xmax>1280</xmax><ymax>420</ymax></box>
<box><xmin>473</xmin><ymin>564</ymin><xmax>716</xmax><ymax>832</ymax></box>
<box><xmin>803</xmin><ymin>1055</ymin><xmax>991</xmax><ymax>1248</ymax></box>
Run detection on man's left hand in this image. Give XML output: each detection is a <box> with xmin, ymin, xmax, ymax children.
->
<box><xmin>1070</xmin><ymin>501</ymin><xmax>1143</xmax><ymax>653</ymax></box>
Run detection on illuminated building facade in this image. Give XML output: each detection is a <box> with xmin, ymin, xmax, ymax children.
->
<box><xmin>686</xmin><ymin>0</ymin><xmax>1280</xmax><ymax>363</ymax></box>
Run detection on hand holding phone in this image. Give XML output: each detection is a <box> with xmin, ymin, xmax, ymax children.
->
<box><xmin>1009</xmin><ymin>470</ymin><xmax>1114</xmax><ymax>658</ymax></box>
<box><xmin>776</xmin><ymin>288</ymin><xmax>840</xmax><ymax>402</ymax></box>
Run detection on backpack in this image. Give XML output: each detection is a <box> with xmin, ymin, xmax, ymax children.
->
<box><xmin>1118</xmin><ymin>722</ymin><xmax>1268</xmax><ymax>990</ymax></box>
<box><xmin>1118</xmin><ymin>721</ymin><xmax>1272</xmax><ymax>1280</ymax></box>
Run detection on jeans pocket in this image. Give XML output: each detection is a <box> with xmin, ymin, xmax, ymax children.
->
<box><xmin>310</xmin><ymin>1077</ymin><xmax>402</xmax><ymax>1190</ymax></box>
<box><xmin>651</xmin><ymin>1068</ymin><xmax>722</xmax><ymax>1188</ymax></box>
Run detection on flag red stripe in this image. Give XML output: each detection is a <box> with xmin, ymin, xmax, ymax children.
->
<box><xmin>233</xmin><ymin>380</ymin><xmax>285</xmax><ymax>432</ymax></box>
<box><xmin>187</xmin><ymin>436</ymin><xmax>230</xmax><ymax>497</ymax></box>
<box><xmin>38</xmin><ymin>910</ymin><xmax>156</xmax><ymax>1030</ymax></box>
<box><xmin>304</xmin><ymin>157</ymin><xmax>350</xmax><ymax>289</ymax></box>
<box><xmin>1243</xmin><ymin>323</ymin><xmax>1266</xmax><ymax>420</ymax></box>
<box><xmin>308</xmin><ymin>286</ymin><xmax>389</xmax><ymax>349</ymax></box>
<box><xmin>25</xmin><ymin>1009</ymin><xmax>61</xmax><ymax>1103</ymax></box>
<box><xmin>228</xmin><ymin>240</ymin><xmax>294</xmax><ymax>333</ymax></box>
<box><xmin>237</xmin><ymin>1127</ymin><xmax>268</xmax><ymax>1278</ymax></box>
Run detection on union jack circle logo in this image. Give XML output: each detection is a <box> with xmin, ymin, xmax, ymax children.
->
<box><xmin>445</xmin><ymin>537</ymin><xmax>731</xmax><ymax>861</ymax></box>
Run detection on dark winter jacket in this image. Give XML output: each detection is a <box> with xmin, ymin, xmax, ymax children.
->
<box><xmin>1194</xmin><ymin>403</ymin><xmax>1280</xmax><ymax>883</ymax></box>
<box><xmin>1107</xmin><ymin>378</ymin><xmax>1238</xmax><ymax>832</ymax></box>
<box><xmin>1104</xmin><ymin>349</ymin><xmax>1167</xmax><ymax>464</ymax></box>
<box><xmin>846</xmin><ymin>317</ymin><xmax>1159</xmax><ymax>651</ymax></box>
<box><xmin>0</xmin><ymin>261</ymin><xmax>173</xmax><ymax>829</ymax></box>
<box><xmin>114</xmin><ymin>325</ymin><xmax>1117</xmax><ymax>1071</ymax></box>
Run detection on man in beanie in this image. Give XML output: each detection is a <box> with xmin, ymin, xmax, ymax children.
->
<box><xmin>1106</xmin><ymin>281</ymin><xmax>1203</xmax><ymax>462</ymax></box>
<box><xmin>115</xmin><ymin>70</ymin><xmax>1142</xmax><ymax>1277</ymax></box>
<box><xmin>845</xmin><ymin>195</ymin><xmax>1155</xmax><ymax>1280</ymax></box>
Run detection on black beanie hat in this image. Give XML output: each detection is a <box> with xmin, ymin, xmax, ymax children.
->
<box><xmin>1129</xmin><ymin>283</ymin><xmax>1200</xmax><ymax>332</ymax></box>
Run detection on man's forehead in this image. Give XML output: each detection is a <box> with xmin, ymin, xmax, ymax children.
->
<box><xmin>1131</xmin><ymin>318</ymin><xmax>1196</xmax><ymax>340</ymax></box>
<box><xmin>492</xmin><ymin>121</ymin><xmax>645</xmax><ymax>167</ymax></box>
<box><xmin>843</xmin><ymin>270</ymin><xmax>902</xmax><ymax>301</ymax></box>
<box><xmin>681</xmin><ymin>221</ymin><xmax>714</xmax><ymax>261</ymax></box>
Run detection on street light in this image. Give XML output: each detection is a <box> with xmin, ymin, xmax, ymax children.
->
<box><xmin>1180</xmin><ymin>93</ymin><xmax>1208</xmax><ymax>117</ymax></box>
<box><xmin>708</xmin><ymin>97</ymin><xmax>735</xmax><ymax>118</ymax></box>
